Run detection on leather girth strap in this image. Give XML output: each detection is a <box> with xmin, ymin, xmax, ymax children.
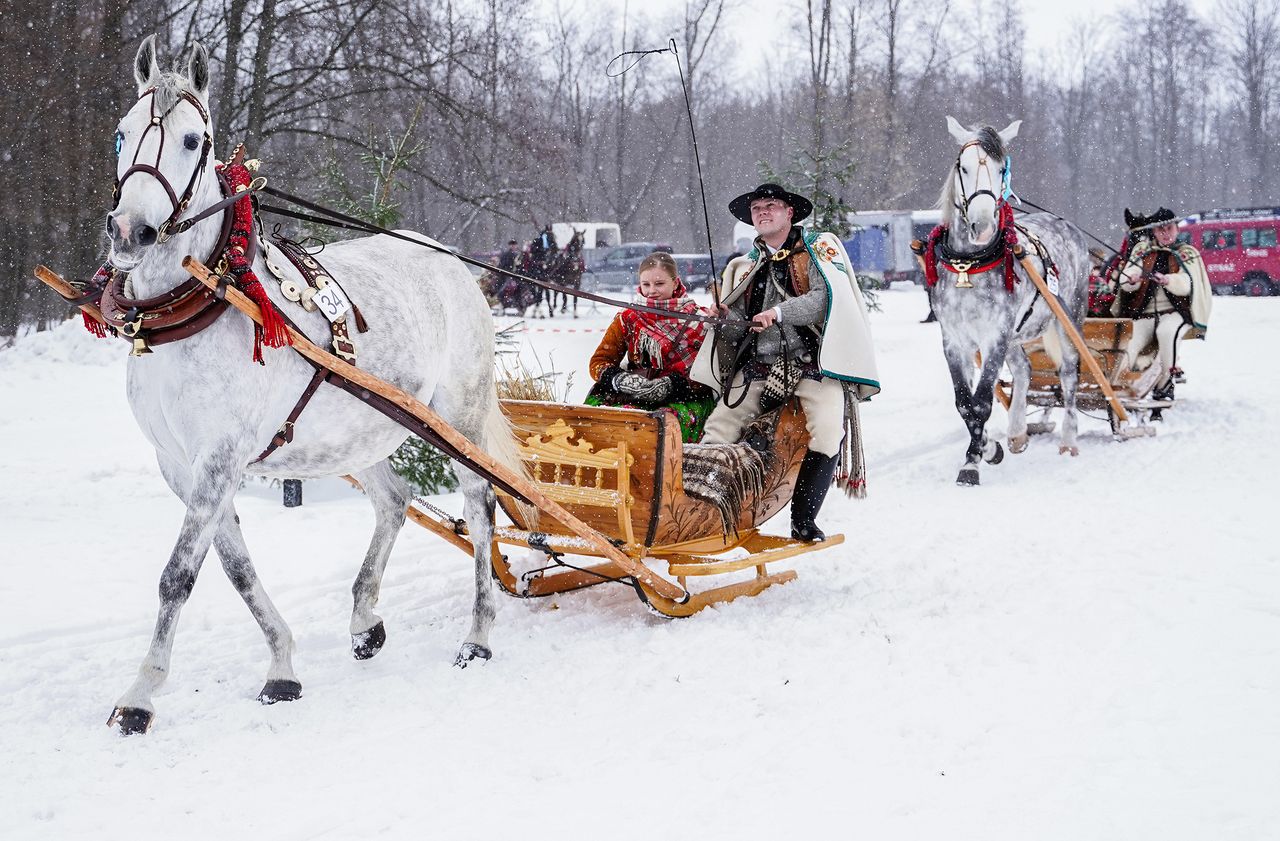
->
<box><xmin>251</xmin><ymin>241</ymin><xmax>369</xmax><ymax>464</ymax></box>
<box><xmin>270</xmin><ymin>236</ymin><xmax>368</xmax><ymax>363</ymax></box>
<box><xmin>251</xmin><ymin>365</ymin><xmax>329</xmax><ymax>463</ymax></box>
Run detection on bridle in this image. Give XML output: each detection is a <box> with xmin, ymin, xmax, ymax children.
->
<box><xmin>111</xmin><ymin>87</ymin><xmax>252</xmax><ymax>244</ymax></box>
<box><xmin>952</xmin><ymin>139</ymin><xmax>1012</xmax><ymax>225</ymax></box>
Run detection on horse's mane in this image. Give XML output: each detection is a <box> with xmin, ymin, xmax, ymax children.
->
<box><xmin>148</xmin><ymin>71</ymin><xmax>191</xmax><ymax>115</ymax></box>
<box><xmin>937</xmin><ymin>125</ymin><xmax>1007</xmax><ymax>225</ymax></box>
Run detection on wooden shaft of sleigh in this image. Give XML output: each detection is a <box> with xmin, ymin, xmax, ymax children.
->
<box><xmin>34</xmin><ymin>265</ymin><xmax>107</xmax><ymax>325</ymax></box>
<box><xmin>179</xmin><ymin>256</ymin><xmax>688</xmax><ymax>603</ymax></box>
<box><xmin>1014</xmin><ymin>253</ymin><xmax>1129</xmax><ymax>423</ymax></box>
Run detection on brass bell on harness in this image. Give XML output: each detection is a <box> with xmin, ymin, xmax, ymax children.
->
<box><xmin>120</xmin><ymin>310</ymin><xmax>153</xmax><ymax>356</ymax></box>
<box><xmin>950</xmin><ymin>260</ymin><xmax>976</xmax><ymax>289</ymax></box>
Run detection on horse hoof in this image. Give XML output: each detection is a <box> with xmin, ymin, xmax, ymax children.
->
<box><xmin>257</xmin><ymin>679</ymin><xmax>303</xmax><ymax>705</ymax></box>
<box><xmin>351</xmin><ymin>621</ymin><xmax>386</xmax><ymax>661</ymax></box>
<box><xmin>956</xmin><ymin>468</ymin><xmax>980</xmax><ymax>486</ymax></box>
<box><xmin>454</xmin><ymin>643</ymin><xmax>492</xmax><ymax>668</ymax></box>
<box><xmin>985</xmin><ymin>441</ymin><xmax>1004</xmax><ymax>465</ymax></box>
<box><xmin>1059</xmin><ymin>445</ymin><xmax>1079</xmax><ymax>457</ymax></box>
<box><xmin>1008</xmin><ymin>435</ymin><xmax>1028</xmax><ymax>454</ymax></box>
<box><xmin>108</xmin><ymin>706</ymin><xmax>153</xmax><ymax>736</ymax></box>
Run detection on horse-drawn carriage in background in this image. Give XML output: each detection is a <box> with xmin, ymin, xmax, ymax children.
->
<box><xmin>992</xmin><ymin>318</ymin><xmax>1174</xmax><ymax>437</ymax></box>
<box><xmin>482</xmin><ymin>225</ymin><xmax>586</xmax><ymax>318</ymax></box>
<box><xmin>997</xmin><ymin>224</ymin><xmax>1207</xmax><ymax>435</ymax></box>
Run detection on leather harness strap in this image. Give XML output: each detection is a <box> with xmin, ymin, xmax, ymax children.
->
<box><xmin>252</xmin><ymin>365</ymin><xmax>330</xmax><ymax>463</ymax></box>
<box><xmin>250</xmin><ymin>239</ymin><xmax>370</xmax><ymax>463</ymax></box>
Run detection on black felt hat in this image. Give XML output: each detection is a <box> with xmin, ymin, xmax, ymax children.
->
<box><xmin>1123</xmin><ymin>208</ymin><xmax>1150</xmax><ymax>231</ymax></box>
<box><xmin>1126</xmin><ymin>206</ymin><xmax>1177</xmax><ymax>232</ymax></box>
<box><xmin>729</xmin><ymin>183</ymin><xmax>813</xmax><ymax>225</ymax></box>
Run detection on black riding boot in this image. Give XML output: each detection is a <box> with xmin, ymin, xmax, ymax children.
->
<box><xmin>1150</xmin><ymin>379</ymin><xmax>1175</xmax><ymax>422</ymax></box>
<box><xmin>791</xmin><ymin>449</ymin><xmax>839</xmax><ymax>542</ymax></box>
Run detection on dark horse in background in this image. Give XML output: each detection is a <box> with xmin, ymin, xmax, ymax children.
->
<box><xmin>487</xmin><ymin>227</ymin><xmax>586</xmax><ymax>318</ymax></box>
<box><xmin>549</xmin><ymin>230</ymin><xmax>586</xmax><ymax>318</ymax></box>
<box><xmin>489</xmin><ymin>226</ymin><xmax>556</xmax><ymax>317</ymax></box>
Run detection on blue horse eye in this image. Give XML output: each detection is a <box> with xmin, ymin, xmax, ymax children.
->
<box><xmin>114</xmin><ymin>131</ymin><xmax>124</xmax><ymax>156</ymax></box>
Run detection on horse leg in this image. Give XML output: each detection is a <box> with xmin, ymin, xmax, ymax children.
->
<box><xmin>211</xmin><ymin>505</ymin><xmax>300</xmax><ymax>703</ymax></box>
<box><xmin>110</xmin><ymin>447</ymin><xmax>241</xmax><ymax>735</ymax></box>
<box><xmin>942</xmin><ymin>341</ymin><xmax>982</xmax><ymax>485</ymax></box>
<box><xmin>944</xmin><ymin>339</ymin><xmax>1004</xmax><ymax>485</ymax></box>
<box><xmin>454</xmin><ymin>465</ymin><xmax>498</xmax><ymax>666</ymax></box>
<box><xmin>1056</xmin><ymin>324</ymin><xmax>1082</xmax><ymax>455</ymax></box>
<box><xmin>1006</xmin><ymin>343</ymin><xmax>1032</xmax><ymax>454</ymax></box>
<box><xmin>348</xmin><ymin>460</ymin><xmax>411</xmax><ymax>660</ymax></box>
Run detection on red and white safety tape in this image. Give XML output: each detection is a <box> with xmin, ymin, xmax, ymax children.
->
<box><xmin>514</xmin><ymin>325</ymin><xmax>607</xmax><ymax>334</ymax></box>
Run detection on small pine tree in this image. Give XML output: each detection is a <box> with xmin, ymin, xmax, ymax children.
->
<box><xmin>759</xmin><ymin>138</ymin><xmax>879</xmax><ymax>310</ymax></box>
<box><xmin>314</xmin><ymin>105</ymin><xmax>458</xmax><ymax>495</ymax></box>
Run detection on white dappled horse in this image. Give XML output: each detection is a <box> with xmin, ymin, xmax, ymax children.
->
<box><xmin>103</xmin><ymin>36</ymin><xmax>522</xmax><ymax>733</ymax></box>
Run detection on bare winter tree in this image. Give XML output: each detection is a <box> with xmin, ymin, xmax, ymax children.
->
<box><xmin>1220</xmin><ymin>0</ymin><xmax>1280</xmax><ymax>202</ymax></box>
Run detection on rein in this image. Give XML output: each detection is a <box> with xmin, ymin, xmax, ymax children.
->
<box><xmin>255</xmin><ymin>186</ymin><xmax>747</xmax><ymax>329</ymax></box>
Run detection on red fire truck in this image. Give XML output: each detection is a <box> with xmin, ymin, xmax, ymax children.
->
<box><xmin>1178</xmin><ymin>207</ymin><xmax>1280</xmax><ymax>296</ymax></box>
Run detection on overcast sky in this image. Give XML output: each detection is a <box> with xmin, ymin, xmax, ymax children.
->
<box><xmin>632</xmin><ymin>0</ymin><xmax>1217</xmax><ymax>84</ymax></box>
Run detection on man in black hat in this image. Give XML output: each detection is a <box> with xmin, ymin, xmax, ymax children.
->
<box><xmin>1113</xmin><ymin>207</ymin><xmax>1212</xmax><ymax>417</ymax></box>
<box><xmin>498</xmin><ymin>239</ymin><xmax>521</xmax><ymax>273</ymax></box>
<box><xmin>690</xmin><ymin>183</ymin><xmax>879</xmax><ymax>542</ymax></box>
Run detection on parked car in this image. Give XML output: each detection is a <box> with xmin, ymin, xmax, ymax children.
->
<box><xmin>582</xmin><ymin>241</ymin><xmax>673</xmax><ymax>291</ymax></box>
<box><xmin>671</xmin><ymin>253</ymin><xmax>715</xmax><ymax>291</ymax></box>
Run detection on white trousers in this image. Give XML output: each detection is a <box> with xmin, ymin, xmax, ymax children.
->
<box><xmin>702</xmin><ymin>374</ymin><xmax>846</xmax><ymax>456</ymax></box>
<box><xmin>1126</xmin><ymin>313</ymin><xmax>1188</xmax><ymax>386</ymax></box>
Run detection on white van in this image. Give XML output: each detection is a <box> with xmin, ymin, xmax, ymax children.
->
<box><xmin>551</xmin><ymin>222</ymin><xmax>622</xmax><ymax>267</ymax></box>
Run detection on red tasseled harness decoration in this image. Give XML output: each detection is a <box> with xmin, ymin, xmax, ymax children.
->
<box><xmin>923</xmin><ymin>202</ymin><xmax>1020</xmax><ymax>294</ymax></box>
<box><xmin>82</xmin><ymin>152</ymin><xmax>291</xmax><ymax>363</ymax></box>
<box><xmin>219</xmin><ymin>158</ymin><xmax>290</xmax><ymax>363</ymax></box>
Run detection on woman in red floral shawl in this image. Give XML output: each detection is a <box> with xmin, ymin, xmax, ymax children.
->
<box><xmin>586</xmin><ymin>252</ymin><xmax>716</xmax><ymax>441</ymax></box>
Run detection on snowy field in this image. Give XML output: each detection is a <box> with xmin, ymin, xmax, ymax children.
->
<box><xmin>0</xmin><ymin>286</ymin><xmax>1276</xmax><ymax>840</ymax></box>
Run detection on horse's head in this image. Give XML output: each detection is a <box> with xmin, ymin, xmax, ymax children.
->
<box><xmin>566</xmin><ymin>230</ymin><xmax>584</xmax><ymax>256</ymax></box>
<box><xmin>107</xmin><ymin>35</ymin><xmax>215</xmax><ymax>272</ymax></box>
<box><xmin>942</xmin><ymin>115</ymin><xmax>1020</xmax><ymax>248</ymax></box>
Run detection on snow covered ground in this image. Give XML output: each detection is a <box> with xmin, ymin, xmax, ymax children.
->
<box><xmin>1</xmin><ymin>287</ymin><xmax>1276</xmax><ymax>840</ymax></box>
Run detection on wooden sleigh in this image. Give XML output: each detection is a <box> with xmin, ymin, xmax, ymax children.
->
<box><xmin>993</xmin><ymin>317</ymin><xmax>1179</xmax><ymax>437</ymax></box>
<box><xmin>406</xmin><ymin>396</ymin><xmax>839</xmax><ymax>617</ymax></box>
<box><xmin>337</xmin><ymin>366</ymin><xmax>840</xmax><ymax>619</ymax></box>
<box><xmin>37</xmin><ymin>258</ymin><xmax>841</xmax><ymax>619</ymax></box>
<box><xmin>474</xmin><ymin>399</ymin><xmax>835</xmax><ymax>616</ymax></box>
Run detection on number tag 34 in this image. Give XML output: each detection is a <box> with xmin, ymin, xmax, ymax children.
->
<box><xmin>313</xmin><ymin>281</ymin><xmax>352</xmax><ymax>323</ymax></box>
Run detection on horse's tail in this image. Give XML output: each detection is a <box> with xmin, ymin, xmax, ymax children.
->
<box><xmin>481</xmin><ymin>391</ymin><xmax>539</xmax><ymax>527</ymax></box>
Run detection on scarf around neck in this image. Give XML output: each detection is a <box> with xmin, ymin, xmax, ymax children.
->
<box><xmin>620</xmin><ymin>279</ymin><xmax>706</xmax><ymax>377</ymax></box>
